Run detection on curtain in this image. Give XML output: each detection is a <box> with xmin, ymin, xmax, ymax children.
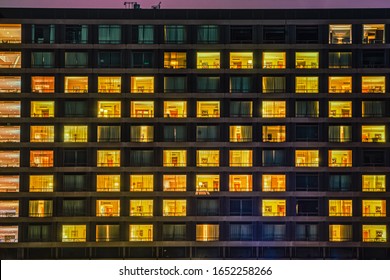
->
<box><xmin>296</xmin><ymin>101</ymin><xmax>319</xmax><ymax>117</ymax></box>
<box><xmin>363</xmin><ymin>101</ymin><xmax>383</xmax><ymax>117</ymax></box>
<box><xmin>230</xmin><ymin>224</ymin><xmax>252</xmax><ymax>241</ymax></box>
<box><xmin>96</xmin><ymin>225</ymin><xmax>120</xmax><ymax>241</ymax></box>
<box><xmin>241</xmin><ymin>126</ymin><xmax>252</xmax><ymax>141</ymax></box>
<box><xmin>196</xmin><ymin>126</ymin><xmax>218</xmax><ymax>141</ymax></box>
<box><xmin>130</xmin><ymin>150</ymin><xmax>153</xmax><ymax>166</ymax></box>
<box><xmin>329</xmin><ymin>52</ymin><xmax>351</xmax><ymax>68</ymax></box>
<box><xmin>164</xmin><ymin>126</ymin><xmax>186</xmax><ymax>141</ymax></box>
<box><xmin>230</xmin><ymin>77</ymin><xmax>250</xmax><ymax>93</ymax></box>
<box><xmin>165</xmin><ymin>25</ymin><xmax>185</xmax><ymax>43</ymax></box>
<box><xmin>98</xmin><ymin>126</ymin><xmax>120</xmax><ymax>142</ymax></box>
<box><xmin>130</xmin><ymin>126</ymin><xmax>153</xmax><ymax>142</ymax></box>
<box><xmin>329</xmin><ymin>126</ymin><xmax>352</xmax><ymax>142</ymax></box>
<box><xmin>162</xmin><ymin>224</ymin><xmax>186</xmax><ymax>241</ymax></box>
<box><xmin>230</xmin><ymin>101</ymin><xmax>252</xmax><ymax>117</ymax></box>
<box><xmin>197</xmin><ymin>25</ymin><xmax>219</xmax><ymax>42</ymax></box>
<box><xmin>29</xmin><ymin>200</ymin><xmax>52</xmax><ymax>217</ymax></box>
<box><xmin>28</xmin><ymin>225</ymin><xmax>50</xmax><ymax>241</ymax></box>
<box><xmin>99</xmin><ymin>25</ymin><xmax>121</xmax><ymax>43</ymax></box>
<box><xmin>263</xmin><ymin>224</ymin><xmax>286</xmax><ymax>241</ymax></box>
<box><xmin>197</xmin><ymin>77</ymin><xmax>220</xmax><ymax>92</ymax></box>
<box><xmin>132</xmin><ymin>52</ymin><xmax>152</xmax><ymax>68</ymax></box>
<box><xmin>296</xmin><ymin>224</ymin><xmax>318</xmax><ymax>241</ymax></box>
<box><xmin>138</xmin><ymin>25</ymin><xmax>154</xmax><ymax>43</ymax></box>
<box><xmin>65</xmin><ymin>52</ymin><xmax>88</xmax><ymax>67</ymax></box>
<box><xmin>63</xmin><ymin>175</ymin><xmax>85</xmax><ymax>191</ymax></box>
<box><xmin>64</xmin><ymin>101</ymin><xmax>86</xmax><ymax>117</ymax></box>
<box><xmin>197</xmin><ymin>199</ymin><xmax>219</xmax><ymax>215</ymax></box>
<box><xmin>329</xmin><ymin>175</ymin><xmax>351</xmax><ymax>191</ymax></box>
<box><xmin>63</xmin><ymin>200</ymin><xmax>85</xmax><ymax>216</ymax></box>
<box><xmin>340</xmin><ymin>225</ymin><xmax>353</xmax><ymax>241</ymax></box>
<box><xmin>32</xmin><ymin>52</ymin><xmax>54</xmax><ymax>68</ymax></box>
<box><xmin>263</xmin><ymin>150</ymin><xmax>284</xmax><ymax>166</ymax></box>
<box><xmin>263</xmin><ymin>77</ymin><xmax>285</xmax><ymax>93</ymax></box>
<box><xmin>164</xmin><ymin>77</ymin><xmax>186</xmax><ymax>93</ymax></box>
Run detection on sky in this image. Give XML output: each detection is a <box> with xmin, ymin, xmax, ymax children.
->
<box><xmin>1</xmin><ymin>0</ymin><xmax>390</xmax><ymax>9</ymax></box>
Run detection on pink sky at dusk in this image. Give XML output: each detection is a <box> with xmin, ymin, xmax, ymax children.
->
<box><xmin>1</xmin><ymin>0</ymin><xmax>390</xmax><ymax>9</ymax></box>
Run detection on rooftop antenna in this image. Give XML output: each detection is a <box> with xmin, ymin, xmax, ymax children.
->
<box><xmin>151</xmin><ymin>2</ymin><xmax>162</xmax><ymax>9</ymax></box>
<box><xmin>124</xmin><ymin>2</ymin><xmax>141</xmax><ymax>9</ymax></box>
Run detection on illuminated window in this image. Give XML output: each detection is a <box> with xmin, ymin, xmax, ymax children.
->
<box><xmin>0</xmin><ymin>226</ymin><xmax>18</xmax><ymax>243</ymax></box>
<box><xmin>328</xmin><ymin>150</ymin><xmax>352</xmax><ymax>167</ymax></box>
<box><xmin>130</xmin><ymin>175</ymin><xmax>153</xmax><ymax>192</ymax></box>
<box><xmin>295</xmin><ymin>52</ymin><xmax>319</xmax><ymax>68</ymax></box>
<box><xmin>164</xmin><ymin>101</ymin><xmax>187</xmax><ymax>118</ymax></box>
<box><xmin>230</xmin><ymin>52</ymin><xmax>253</xmax><ymax>69</ymax></box>
<box><xmin>163</xmin><ymin>150</ymin><xmax>187</xmax><ymax>167</ymax></box>
<box><xmin>229</xmin><ymin>175</ymin><xmax>252</xmax><ymax>192</ymax></box>
<box><xmin>197</xmin><ymin>101</ymin><xmax>220</xmax><ymax>118</ymax></box>
<box><xmin>130</xmin><ymin>101</ymin><xmax>154</xmax><ymax>118</ymax></box>
<box><xmin>96</xmin><ymin>200</ymin><xmax>120</xmax><ymax>217</ymax></box>
<box><xmin>0</xmin><ymin>126</ymin><xmax>19</xmax><ymax>142</ymax></box>
<box><xmin>197</xmin><ymin>52</ymin><xmax>220</xmax><ymax>69</ymax></box>
<box><xmin>328</xmin><ymin>101</ymin><xmax>352</xmax><ymax>118</ymax></box>
<box><xmin>0</xmin><ymin>175</ymin><xmax>19</xmax><ymax>192</ymax></box>
<box><xmin>0</xmin><ymin>24</ymin><xmax>21</xmax><ymax>43</ymax></box>
<box><xmin>0</xmin><ymin>101</ymin><xmax>20</xmax><ymax>117</ymax></box>
<box><xmin>130</xmin><ymin>126</ymin><xmax>153</xmax><ymax>142</ymax></box>
<box><xmin>0</xmin><ymin>76</ymin><xmax>20</xmax><ymax>93</ymax></box>
<box><xmin>96</xmin><ymin>225</ymin><xmax>120</xmax><ymax>242</ymax></box>
<box><xmin>131</xmin><ymin>76</ymin><xmax>154</xmax><ymax>93</ymax></box>
<box><xmin>97</xmin><ymin>150</ymin><xmax>120</xmax><ymax>167</ymax></box>
<box><xmin>0</xmin><ymin>51</ymin><xmax>21</xmax><ymax>68</ymax></box>
<box><xmin>30</xmin><ymin>150</ymin><xmax>53</xmax><ymax>168</ymax></box>
<box><xmin>262</xmin><ymin>52</ymin><xmax>286</xmax><ymax>69</ymax></box>
<box><xmin>363</xmin><ymin>24</ymin><xmax>385</xmax><ymax>44</ymax></box>
<box><xmin>97</xmin><ymin>76</ymin><xmax>121</xmax><ymax>93</ymax></box>
<box><xmin>362</xmin><ymin>175</ymin><xmax>386</xmax><ymax>192</ymax></box>
<box><xmin>163</xmin><ymin>175</ymin><xmax>186</xmax><ymax>191</ymax></box>
<box><xmin>63</xmin><ymin>125</ymin><xmax>87</xmax><ymax>142</ymax></box>
<box><xmin>197</xmin><ymin>150</ymin><xmax>219</xmax><ymax>167</ymax></box>
<box><xmin>29</xmin><ymin>175</ymin><xmax>53</xmax><ymax>192</ymax></box>
<box><xmin>30</xmin><ymin>126</ymin><xmax>54</xmax><ymax>142</ymax></box>
<box><xmin>329</xmin><ymin>24</ymin><xmax>352</xmax><ymax>44</ymax></box>
<box><xmin>262</xmin><ymin>76</ymin><xmax>286</xmax><ymax>93</ymax></box>
<box><xmin>31</xmin><ymin>101</ymin><xmax>54</xmax><ymax>117</ymax></box>
<box><xmin>164</xmin><ymin>52</ymin><xmax>186</xmax><ymax>68</ymax></box>
<box><xmin>329</xmin><ymin>225</ymin><xmax>352</xmax><ymax>241</ymax></box>
<box><xmin>130</xmin><ymin>200</ymin><xmax>153</xmax><ymax>216</ymax></box>
<box><xmin>329</xmin><ymin>76</ymin><xmax>352</xmax><ymax>93</ymax></box>
<box><xmin>328</xmin><ymin>125</ymin><xmax>352</xmax><ymax>142</ymax></box>
<box><xmin>129</xmin><ymin>225</ymin><xmax>153</xmax><ymax>241</ymax></box>
<box><xmin>97</xmin><ymin>101</ymin><xmax>121</xmax><ymax>118</ymax></box>
<box><xmin>362</xmin><ymin>125</ymin><xmax>385</xmax><ymax>143</ymax></box>
<box><xmin>196</xmin><ymin>224</ymin><xmax>219</xmax><ymax>241</ymax></box>
<box><xmin>29</xmin><ymin>200</ymin><xmax>52</xmax><ymax>217</ymax></box>
<box><xmin>96</xmin><ymin>174</ymin><xmax>120</xmax><ymax>192</ymax></box>
<box><xmin>97</xmin><ymin>126</ymin><xmax>120</xmax><ymax>142</ymax></box>
<box><xmin>0</xmin><ymin>151</ymin><xmax>19</xmax><ymax>167</ymax></box>
<box><xmin>262</xmin><ymin>200</ymin><xmax>286</xmax><ymax>216</ymax></box>
<box><xmin>62</xmin><ymin>225</ymin><xmax>86</xmax><ymax>242</ymax></box>
<box><xmin>295</xmin><ymin>150</ymin><xmax>319</xmax><ymax>167</ymax></box>
<box><xmin>229</xmin><ymin>150</ymin><xmax>252</xmax><ymax>167</ymax></box>
<box><xmin>0</xmin><ymin>200</ymin><xmax>18</xmax><ymax>217</ymax></box>
<box><xmin>163</xmin><ymin>200</ymin><xmax>186</xmax><ymax>216</ymax></box>
<box><xmin>196</xmin><ymin>175</ymin><xmax>219</xmax><ymax>192</ymax></box>
<box><xmin>262</xmin><ymin>175</ymin><xmax>286</xmax><ymax>192</ymax></box>
<box><xmin>262</xmin><ymin>101</ymin><xmax>286</xmax><ymax>118</ymax></box>
<box><xmin>30</xmin><ymin>76</ymin><xmax>55</xmax><ymax>94</ymax></box>
<box><xmin>262</xmin><ymin>125</ymin><xmax>286</xmax><ymax>142</ymax></box>
<box><xmin>229</xmin><ymin>126</ymin><xmax>252</xmax><ymax>142</ymax></box>
<box><xmin>362</xmin><ymin>225</ymin><xmax>387</xmax><ymax>242</ymax></box>
<box><xmin>64</xmin><ymin>76</ymin><xmax>88</xmax><ymax>93</ymax></box>
<box><xmin>329</xmin><ymin>200</ymin><xmax>352</xmax><ymax>216</ymax></box>
<box><xmin>363</xmin><ymin>200</ymin><xmax>386</xmax><ymax>217</ymax></box>
<box><xmin>362</xmin><ymin>76</ymin><xmax>385</xmax><ymax>93</ymax></box>
<box><xmin>295</xmin><ymin>76</ymin><xmax>318</xmax><ymax>93</ymax></box>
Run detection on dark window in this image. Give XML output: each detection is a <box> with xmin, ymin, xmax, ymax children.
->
<box><xmin>362</xmin><ymin>50</ymin><xmax>385</xmax><ymax>68</ymax></box>
<box><xmin>295</xmin><ymin>224</ymin><xmax>318</xmax><ymax>241</ymax></box>
<box><xmin>62</xmin><ymin>199</ymin><xmax>86</xmax><ymax>216</ymax></box>
<box><xmin>131</xmin><ymin>52</ymin><xmax>153</xmax><ymax>68</ymax></box>
<box><xmin>98</xmin><ymin>25</ymin><xmax>121</xmax><ymax>44</ymax></box>
<box><xmin>31</xmin><ymin>52</ymin><xmax>54</xmax><ymax>68</ymax></box>
<box><xmin>262</xmin><ymin>76</ymin><xmax>286</xmax><ymax>93</ymax></box>
<box><xmin>164</xmin><ymin>76</ymin><xmax>186</xmax><ymax>93</ymax></box>
<box><xmin>197</xmin><ymin>199</ymin><xmax>219</xmax><ymax>216</ymax></box>
<box><xmin>63</xmin><ymin>174</ymin><xmax>86</xmax><ymax>191</ymax></box>
<box><xmin>65</xmin><ymin>52</ymin><xmax>88</xmax><ymax>68</ymax></box>
<box><xmin>164</xmin><ymin>25</ymin><xmax>186</xmax><ymax>44</ymax></box>
<box><xmin>96</xmin><ymin>225</ymin><xmax>120</xmax><ymax>241</ymax></box>
<box><xmin>230</xmin><ymin>199</ymin><xmax>252</xmax><ymax>216</ymax></box>
<box><xmin>64</xmin><ymin>101</ymin><xmax>88</xmax><ymax>117</ymax></box>
<box><xmin>98</xmin><ymin>51</ymin><xmax>121</xmax><ymax>68</ymax></box>
<box><xmin>363</xmin><ymin>150</ymin><xmax>385</xmax><ymax>166</ymax></box>
<box><xmin>329</xmin><ymin>174</ymin><xmax>352</xmax><ymax>191</ymax></box>
<box><xmin>295</xmin><ymin>125</ymin><xmax>319</xmax><ymax>141</ymax></box>
<box><xmin>329</xmin><ymin>52</ymin><xmax>352</xmax><ymax>68</ymax></box>
<box><xmin>229</xmin><ymin>223</ymin><xmax>253</xmax><ymax>241</ymax></box>
<box><xmin>63</xmin><ymin>150</ymin><xmax>87</xmax><ymax>166</ymax></box>
<box><xmin>196</xmin><ymin>126</ymin><xmax>219</xmax><ymax>142</ymax></box>
<box><xmin>262</xmin><ymin>224</ymin><xmax>286</xmax><ymax>241</ymax></box>
<box><xmin>28</xmin><ymin>225</ymin><xmax>51</xmax><ymax>242</ymax></box>
<box><xmin>98</xmin><ymin>126</ymin><xmax>121</xmax><ymax>142</ymax></box>
<box><xmin>230</xmin><ymin>26</ymin><xmax>252</xmax><ymax>43</ymax></box>
<box><xmin>262</xmin><ymin>149</ymin><xmax>285</xmax><ymax>166</ymax></box>
<box><xmin>162</xmin><ymin>224</ymin><xmax>186</xmax><ymax>241</ymax></box>
<box><xmin>197</xmin><ymin>25</ymin><xmax>219</xmax><ymax>43</ymax></box>
<box><xmin>296</xmin><ymin>174</ymin><xmax>319</xmax><ymax>191</ymax></box>
<box><xmin>296</xmin><ymin>26</ymin><xmax>319</xmax><ymax>43</ymax></box>
<box><xmin>362</xmin><ymin>101</ymin><xmax>385</xmax><ymax>117</ymax></box>
<box><xmin>295</xmin><ymin>101</ymin><xmax>319</xmax><ymax>117</ymax></box>
<box><xmin>65</xmin><ymin>25</ymin><xmax>88</xmax><ymax>43</ymax></box>
<box><xmin>132</xmin><ymin>25</ymin><xmax>154</xmax><ymax>44</ymax></box>
<box><xmin>230</xmin><ymin>76</ymin><xmax>252</xmax><ymax>93</ymax></box>
<box><xmin>32</xmin><ymin>24</ymin><xmax>55</xmax><ymax>43</ymax></box>
<box><xmin>296</xmin><ymin>199</ymin><xmax>319</xmax><ymax>216</ymax></box>
<box><xmin>197</xmin><ymin>76</ymin><xmax>220</xmax><ymax>93</ymax></box>
<box><xmin>263</xmin><ymin>26</ymin><xmax>286</xmax><ymax>43</ymax></box>
<box><xmin>164</xmin><ymin>125</ymin><xmax>187</xmax><ymax>142</ymax></box>
<box><xmin>230</xmin><ymin>101</ymin><xmax>252</xmax><ymax>117</ymax></box>
<box><xmin>130</xmin><ymin>150</ymin><xmax>154</xmax><ymax>166</ymax></box>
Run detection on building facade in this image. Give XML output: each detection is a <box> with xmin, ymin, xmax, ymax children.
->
<box><xmin>0</xmin><ymin>8</ymin><xmax>389</xmax><ymax>259</ymax></box>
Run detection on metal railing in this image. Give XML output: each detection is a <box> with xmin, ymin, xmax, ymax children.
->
<box><xmin>29</xmin><ymin>212</ymin><xmax>52</xmax><ymax>217</ymax></box>
<box><xmin>262</xmin><ymin>211</ymin><xmax>286</xmax><ymax>216</ymax></box>
<box><xmin>97</xmin><ymin>162</ymin><xmax>121</xmax><ymax>167</ymax></box>
<box><xmin>0</xmin><ymin>211</ymin><xmax>18</xmax><ymax>217</ymax></box>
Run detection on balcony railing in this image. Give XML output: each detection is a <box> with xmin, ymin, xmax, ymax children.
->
<box><xmin>329</xmin><ymin>212</ymin><xmax>352</xmax><ymax>216</ymax></box>
<box><xmin>230</xmin><ymin>137</ymin><xmax>253</xmax><ymax>142</ymax></box>
<box><xmin>0</xmin><ymin>89</ymin><xmax>21</xmax><ymax>93</ymax></box>
<box><xmin>329</xmin><ymin>237</ymin><xmax>353</xmax><ymax>242</ymax></box>
<box><xmin>262</xmin><ymin>234</ymin><xmax>286</xmax><ymax>241</ymax></box>
<box><xmin>262</xmin><ymin>211</ymin><xmax>286</xmax><ymax>216</ymax></box>
<box><xmin>62</xmin><ymin>238</ymin><xmax>86</xmax><ymax>242</ymax></box>
<box><xmin>130</xmin><ymin>211</ymin><xmax>153</xmax><ymax>216</ymax></box>
<box><xmin>0</xmin><ymin>163</ymin><xmax>19</xmax><ymax>167</ymax></box>
<box><xmin>0</xmin><ymin>114</ymin><xmax>20</xmax><ymax>118</ymax></box>
<box><xmin>30</xmin><ymin>162</ymin><xmax>54</xmax><ymax>168</ymax></box>
<box><xmin>96</xmin><ymin>237</ymin><xmax>120</xmax><ymax>242</ymax></box>
<box><xmin>0</xmin><ymin>211</ymin><xmax>18</xmax><ymax>217</ymax></box>
<box><xmin>96</xmin><ymin>212</ymin><xmax>120</xmax><ymax>217</ymax></box>
<box><xmin>363</xmin><ymin>237</ymin><xmax>386</xmax><ymax>242</ymax></box>
<box><xmin>163</xmin><ymin>162</ymin><xmax>187</xmax><ymax>167</ymax></box>
<box><xmin>196</xmin><ymin>236</ymin><xmax>219</xmax><ymax>241</ymax></box>
<box><xmin>29</xmin><ymin>212</ymin><xmax>52</xmax><ymax>217</ymax></box>
<box><xmin>97</xmin><ymin>162</ymin><xmax>120</xmax><ymax>167</ymax></box>
<box><xmin>363</xmin><ymin>212</ymin><xmax>386</xmax><ymax>217</ymax></box>
<box><xmin>129</xmin><ymin>237</ymin><xmax>153</xmax><ymax>241</ymax></box>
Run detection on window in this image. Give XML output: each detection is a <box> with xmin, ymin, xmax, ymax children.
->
<box><xmin>197</xmin><ymin>52</ymin><xmax>220</xmax><ymax>69</ymax></box>
<box><xmin>328</xmin><ymin>150</ymin><xmax>352</xmax><ymax>167</ymax></box>
<box><xmin>31</xmin><ymin>52</ymin><xmax>54</xmax><ymax>68</ymax></box>
<box><xmin>96</xmin><ymin>200</ymin><xmax>120</xmax><ymax>217</ymax></box>
<box><xmin>130</xmin><ymin>101</ymin><xmax>154</xmax><ymax>118</ymax></box>
<box><xmin>263</xmin><ymin>224</ymin><xmax>286</xmax><ymax>241</ymax></box>
<box><xmin>196</xmin><ymin>224</ymin><xmax>219</xmax><ymax>241</ymax></box>
<box><xmin>162</xmin><ymin>224</ymin><xmax>186</xmax><ymax>241</ymax></box>
<box><xmin>262</xmin><ymin>174</ymin><xmax>286</xmax><ymax>192</ymax></box>
<box><xmin>196</xmin><ymin>175</ymin><xmax>219</xmax><ymax>193</ymax></box>
<box><xmin>362</xmin><ymin>125</ymin><xmax>385</xmax><ymax>143</ymax></box>
<box><xmin>0</xmin><ymin>52</ymin><xmax>21</xmax><ymax>68</ymax></box>
<box><xmin>130</xmin><ymin>76</ymin><xmax>154</xmax><ymax>93</ymax></box>
<box><xmin>0</xmin><ymin>24</ymin><xmax>21</xmax><ymax>43</ymax></box>
<box><xmin>262</xmin><ymin>149</ymin><xmax>285</xmax><ymax>167</ymax></box>
<box><xmin>63</xmin><ymin>174</ymin><xmax>85</xmax><ymax>192</ymax></box>
<box><xmin>363</xmin><ymin>24</ymin><xmax>384</xmax><ymax>44</ymax></box>
<box><xmin>0</xmin><ymin>101</ymin><xmax>20</xmax><ymax>118</ymax></box>
<box><xmin>362</xmin><ymin>225</ymin><xmax>387</xmax><ymax>242</ymax></box>
<box><xmin>263</xmin><ymin>26</ymin><xmax>286</xmax><ymax>43</ymax></box>
<box><xmin>329</xmin><ymin>24</ymin><xmax>352</xmax><ymax>44</ymax></box>
<box><xmin>262</xmin><ymin>52</ymin><xmax>286</xmax><ymax>69</ymax></box>
<box><xmin>363</xmin><ymin>200</ymin><xmax>386</xmax><ymax>217</ymax></box>
<box><xmin>197</xmin><ymin>150</ymin><xmax>219</xmax><ymax>167</ymax></box>
<box><xmin>230</xmin><ymin>199</ymin><xmax>252</xmax><ymax>216</ymax></box>
<box><xmin>98</xmin><ymin>51</ymin><xmax>120</xmax><ymax>68</ymax></box>
<box><xmin>96</xmin><ymin>225</ymin><xmax>120</xmax><ymax>242</ymax></box>
<box><xmin>230</xmin><ymin>223</ymin><xmax>253</xmax><ymax>241</ymax></box>
<box><xmin>328</xmin><ymin>101</ymin><xmax>352</xmax><ymax>118</ymax></box>
<box><xmin>296</xmin><ymin>224</ymin><xmax>318</xmax><ymax>241</ymax></box>
<box><xmin>29</xmin><ymin>175</ymin><xmax>53</xmax><ymax>192</ymax></box>
<box><xmin>97</xmin><ymin>126</ymin><xmax>120</xmax><ymax>142</ymax></box>
<box><xmin>30</xmin><ymin>126</ymin><xmax>54</xmax><ymax>142</ymax></box>
<box><xmin>130</xmin><ymin>150</ymin><xmax>154</xmax><ymax>167</ymax></box>
<box><xmin>262</xmin><ymin>200</ymin><xmax>286</xmax><ymax>216</ymax></box>
<box><xmin>164</xmin><ymin>101</ymin><xmax>187</xmax><ymax>118</ymax></box>
<box><xmin>362</xmin><ymin>101</ymin><xmax>384</xmax><ymax>117</ymax></box>
<box><xmin>130</xmin><ymin>200</ymin><xmax>153</xmax><ymax>216</ymax></box>
<box><xmin>134</xmin><ymin>25</ymin><xmax>154</xmax><ymax>44</ymax></box>
<box><xmin>295</xmin><ymin>52</ymin><xmax>319</xmax><ymax>68</ymax></box>
<box><xmin>295</xmin><ymin>77</ymin><xmax>318</xmax><ymax>93</ymax></box>
<box><xmin>295</xmin><ymin>101</ymin><xmax>319</xmax><ymax>117</ymax></box>
<box><xmin>296</xmin><ymin>174</ymin><xmax>319</xmax><ymax>191</ymax></box>
<box><xmin>97</xmin><ymin>101</ymin><xmax>121</xmax><ymax>118</ymax></box>
<box><xmin>164</xmin><ymin>76</ymin><xmax>186</xmax><ymax>93</ymax></box>
<box><xmin>262</xmin><ymin>126</ymin><xmax>286</xmax><ymax>142</ymax></box>
<box><xmin>62</xmin><ymin>225</ymin><xmax>86</xmax><ymax>242</ymax></box>
<box><xmin>230</xmin><ymin>76</ymin><xmax>251</xmax><ymax>93</ymax></box>
<box><xmin>63</xmin><ymin>199</ymin><xmax>86</xmax><ymax>215</ymax></box>
<box><xmin>163</xmin><ymin>175</ymin><xmax>186</xmax><ymax>191</ymax></box>
<box><xmin>65</xmin><ymin>25</ymin><xmax>88</xmax><ymax>43</ymax></box>
<box><xmin>163</xmin><ymin>150</ymin><xmax>187</xmax><ymax>167</ymax></box>
<box><xmin>129</xmin><ymin>225</ymin><xmax>153</xmax><ymax>241</ymax></box>
<box><xmin>130</xmin><ymin>175</ymin><xmax>153</xmax><ymax>192</ymax></box>
<box><xmin>329</xmin><ymin>125</ymin><xmax>352</xmax><ymax>142</ymax></box>
<box><xmin>65</xmin><ymin>52</ymin><xmax>88</xmax><ymax>68</ymax></box>
<box><xmin>32</xmin><ymin>24</ymin><xmax>55</xmax><ymax>43</ymax></box>
<box><xmin>30</xmin><ymin>150</ymin><xmax>53</xmax><ymax>167</ymax></box>
<box><xmin>297</xmin><ymin>200</ymin><xmax>319</xmax><ymax>216</ymax></box>
<box><xmin>329</xmin><ymin>174</ymin><xmax>352</xmax><ymax>191</ymax></box>
<box><xmin>98</xmin><ymin>25</ymin><xmax>121</xmax><ymax>44</ymax></box>
<box><xmin>97</xmin><ymin>150</ymin><xmax>120</xmax><ymax>167</ymax></box>
<box><xmin>29</xmin><ymin>200</ymin><xmax>52</xmax><ymax>217</ymax></box>
<box><xmin>197</xmin><ymin>126</ymin><xmax>219</xmax><ymax>142</ymax></box>
<box><xmin>296</xmin><ymin>125</ymin><xmax>319</xmax><ymax>141</ymax></box>
<box><xmin>164</xmin><ymin>125</ymin><xmax>186</xmax><ymax>142</ymax></box>
<box><xmin>197</xmin><ymin>101</ymin><xmax>220</xmax><ymax>118</ymax></box>
<box><xmin>362</xmin><ymin>50</ymin><xmax>385</xmax><ymax>68</ymax></box>
<box><xmin>197</xmin><ymin>76</ymin><xmax>220</xmax><ymax>93</ymax></box>
<box><xmin>0</xmin><ymin>126</ymin><xmax>20</xmax><ymax>142</ymax></box>
<box><xmin>329</xmin><ymin>52</ymin><xmax>352</xmax><ymax>68</ymax></box>
<box><xmin>28</xmin><ymin>225</ymin><xmax>50</xmax><ymax>242</ymax></box>
<box><xmin>164</xmin><ymin>52</ymin><xmax>186</xmax><ymax>69</ymax></box>
<box><xmin>197</xmin><ymin>25</ymin><xmax>219</xmax><ymax>43</ymax></box>
<box><xmin>64</xmin><ymin>125</ymin><xmax>88</xmax><ymax>142</ymax></box>
<box><xmin>295</xmin><ymin>150</ymin><xmax>319</xmax><ymax>167</ymax></box>
<box><xmin>163</xmin><ymin>200</ymin><xmax>186</xmax><ymax>216</ymax></box>
<box><xmin>329</xmin><ymin>76</ymin><xmax>352</xmax><ymax>93</ymax></box>
<box><xmin>0</xmin><ymin>200</ymin><xmax>19</xmax><ymax>217</ymax></box>
<box><xmin>64</xmin><ymin>101</ymin><xmax>87</xmax><ymax>117</ymax></box>
<box><xmin>329</xmin><ymin>225</ymin><xmax>352</xmax><ymax>241</ymax></box>
<box><xmin>64</xmin><ymin>150</ymin><xmax>87</xmax><ymax>167</ymax></box>
<box><xmin>262</xmin><ymin>101</ymin><xmax>286</xmax><ymax>118</ymax></box>
<box><xmin>98</xmin><ymin>77</ymin><xmax>121</xmax><ymax>93</ymax></box>
<box><xmin>362</xmin><ymin>76</ymin><xmax>385</xmax><ymax>93</ymax></box>
<box><xmin>164</xmin><ymin>25</ymin><xmax>186</xmax><ymax>44</ymax></box>
<box><xmin>230</xmin><ymin>26</ymin><xmax>252</xmax><ymax>43</ymax></box>
<box><xmin>229</xmin><ymin>175</ymin><xmax>252</xmax><ymax>192</ymax></box>
<box><xmin>0</xmin><ymin>226</ymin><xmax>18</xmax><ymax>243</ymax></box>
<box><xmin>96</xmin><ymin>175</ymin><xmax>120</xmax><ymax>192</ymax></box>
<box><xmin>230</xmin><ymin>101</ymin><xmax>252</xmax><ymax>117</ymax></box>
<box><xmin>31</xmin><ymin>76</ymin><xmax>54</xmax><ymax>93</ymax></box>
<box><xmin>130</xmin><ymin>126</ymin><xmax>153</xmax><ymax>142</ymax></box>
<box><xmin>131</xmin><ymin>51</ymin><xmax>153</xmax><ymax>68</ymax></box>
<box><xmin>229</xmin><ymin>150</ymin><xmax>252</xmax><ymax>167</ymax></box>
<box><xmin>31</xmin><ymin>101</ymin><xmax>54</xmax><ymax>117</ymax></box>
<box><xmin>296</xmin><ymin>26</ymin><xmax>318</xmax><ymax>43</ymax></box>
<box><xmin>362</xmin><ymin>175</ymin><xmax>386</xmax><ymax>192</ymax></box>
<box><xmin>230</xmin><ymin>126</ymin><xmax>252</xmax><ymax>142</ymax></box>
<box><xmin>230</xmin><ymin>52</ymin><xmax>253</xmax><ymax>69</ymax></box>
<box><xmin>0</xmin><ymin>175</ymin><xmax>19</xmax><ymax>192</ymax></box>
<box><xmin>262</xmin><ymin>76</ymin><xmax>285</xmax><ymax>93</ymax></box>
<box><xmin>329</xmin><ymin>200</ymin><xmax>352</xmax><ymax>216</ymax></box>
<box><xmin>0</xmin><ymin>151</ymin><xmax>19</xmax><ymax>167</ymax></box>
<box><xmin>363</xmin><ymin>150</ymin><xmax>385</xmax><ymax>166</ymax></box>
<box><xmin>0</xmin><ymin>76</ymin><xmax>20</xmax><ymax>93</ymax></box>
<box><xmin>63</xmin><ymin>76</ymin><xmax>88</xmax><ymax>93</ymax></box>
